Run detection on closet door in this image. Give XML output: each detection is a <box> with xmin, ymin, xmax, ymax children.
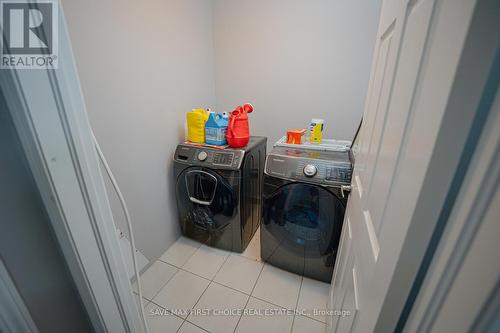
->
<box><xmin>327</xmin><ymin>0</ymin><xmax>482</xmax><ymax>331</ymax></box>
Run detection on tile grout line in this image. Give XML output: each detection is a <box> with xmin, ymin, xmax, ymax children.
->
<box><xmin>178</xmin><ymin>278</ymin><xmax>212</xmax><ymax>332</ymax></box>
<box><xmin>290</xmin><ymin>276</ymin><xmax>304</xmax><ymax>333</ymax></box>
<box><xmin>142</xmin><ymin>240</ymin><xmax>234</xmax><ymax>332</ymax></box>
<box><xmin>232</xmin><ymin>262</ymin><xmax>266</xmax><ymax>333</ymax></box>
<box><xmin>160</xmin><ymin>248</ymin><xmax>231</xmax><ymax>283</ymax></box>
<box><xmin>182</xmin><ymin>320</ymin><xmax>211</xmax><ymax>333</ymax></box>
<box><xmin>141</xmin><ymin>240</ymin><xmax>196</xmax><ymax>304</ymax></box>
<box><xmin>142</xmin><ymin>243</ymin><xmax>204</xmax><ymax>331</ymax></box>
<box><xmin>145</xmin><ymin>261</ymin><xmax>180</xmax><ymax>302</ymax></box>
<box><xmin>151</xmin><ymin>238</ymin><xmax>328</xmax><ymax>331</ymax></box>
<box><xmin>168</xmin><ymin>245</ymin><xmax>216</xmax><ymax>330</ymax></box>
<box><xmin>164</xmin><ymin>263</ymin><xmax>212</xmax><ymax>282</ymax></box>
<box><xmin>145</xmin><ymin>283</ymin><xmax>328</xmax><ymax>326</ymax></box>
<box><xmin>140</xmin><ymin>269</ymin><xmax>190</xmax><ymax>327</ymax></box>
<box><xmin>158</xmin><ymin>239</ymin><xmax>202</xmax><ymax>271</ymax></box>
<box><xmin>212</xmin><ymin>252</ymin><xmax>232</xmax><ymax>279</ymax></box>
<box><xmin>295</xmin><ymin>314</ymin><xmax>328</xmax><ymax>329</ymax></box>
<box><xmin>158</xmin><ymin>250</ymin><xmax>261</xmax><ymax>268</ymax></box>
<box><xmin>156</xmin><ymin>257</ymin><xmax>328</xmax><ymax>325</ymax></box>
<box><xmin>180</xmin><ymin>251</ymin><xmax>231</xmax><ymax>333</ymax></box>
<box><xmin>210</xmin><ymin>280</ymin><xmax>254</xmax><ymax>297</ymax></box>
<box><xmin>158</xmin><ymin>244</ymin><xmax>229</xmax><ymax>280</ymax></box>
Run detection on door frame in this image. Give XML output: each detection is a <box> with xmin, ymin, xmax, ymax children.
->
<box><xmin>0</xmin><ymin>3</ymin><xmax>144</xmax><ymax>333</ymax></box>
<box><xmin>0</xmin><ymin>259</ymin><xmax>40</xmax><ymax>333</ymax></box>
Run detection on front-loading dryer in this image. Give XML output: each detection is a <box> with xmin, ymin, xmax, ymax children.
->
<box><xmin>261</xmin><ymin>147</ymin><xmax>352</xmax><ymax>282</ymax></box>
<box><xmin>173</xmin><ymin>137</ymin><xmax>266</xmax><ymax>253</ymax></box>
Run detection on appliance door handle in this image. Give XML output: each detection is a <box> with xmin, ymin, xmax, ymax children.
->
<box><xmin>185</xmin><ymin>170</ymin><xmax>218</xmax><ymax>206</ymax></box>
<box><xmin>341</xmin><ymin>185</ymin><xmax>352</xmax><ymax>198</ymax></box>
<box><xmin>189</xmin><ymin>196</ymin><xmax>212</xmax><ymax>206</ymax></box>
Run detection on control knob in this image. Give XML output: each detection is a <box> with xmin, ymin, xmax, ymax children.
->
<box><xmin>198</xmin><ymin>151</ymin><xmax>208</xmax><ymax>161</ymax></box>
<box><xmin>303</xmin><ymin>164</ymin><xmax>317</xmax><ymax>177</ymax></box>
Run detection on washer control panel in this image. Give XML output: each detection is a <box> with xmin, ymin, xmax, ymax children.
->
<box><xmin>213</xmin><ymin>152</ymin><xmax>234</xmax><ymax>166</ymax></box>
<box><xmin>174</xmin><ymin>145</ymin><xmax>243</xmax><ymax>170</ymax></box>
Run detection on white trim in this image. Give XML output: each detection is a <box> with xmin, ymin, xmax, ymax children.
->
<box><xmin>0</xmin><ymin>259</ymin><xmax>40</xmax><ymax>333</ymax></box>
<box><xmin>363</xmin><ymin>210</ymin><xmax>379</xmax><ymax>261</ymax></box>
<box><xmin>372</xmin><ymin>0</ymin><xmax>500</xmax><ymax>330</ymax></box>
<box><xmin>0</xmin><ymin>3</ymin><xmax>144</xmax><ymax>333</ymax></box>
<box><xmin>404</xmin><ymin>87</ymin><xmax>500</xmax><ymax>332</ymax></box>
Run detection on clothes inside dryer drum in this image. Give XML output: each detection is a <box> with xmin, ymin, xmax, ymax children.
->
<box><xmin>282</xmin><ymin>185</ymin><xmax>323</xmax><ymax>240</ymax></box>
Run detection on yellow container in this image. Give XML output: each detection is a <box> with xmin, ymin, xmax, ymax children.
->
<box><xmin>187</xmin><ymin>108</ymin><xmax>209</xmax><ymax>143</ymax></box>
<box><xmin>309</xmin><ymin>118</ymin><xmax>324</xmax><ymax>143</ymax></box>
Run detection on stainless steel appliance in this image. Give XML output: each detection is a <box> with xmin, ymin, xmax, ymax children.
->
<box><xmin>261</xmin><ymin>146</ymin><xmax>352</xmax><ymax>282</ymax></box>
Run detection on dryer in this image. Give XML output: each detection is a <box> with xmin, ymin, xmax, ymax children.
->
<box><xmin>261</xmin><ymin>147</ymin><xmax>352</xmax><ymax>282</ymax></box>
<box><xmin>173</xmin><ymin>137</ymin><xmax>266</xmax><ymax>253</ymax></box>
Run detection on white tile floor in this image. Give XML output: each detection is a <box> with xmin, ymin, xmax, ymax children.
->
<box><xmin>134</xmin><ymin>229</ymin><xmax>330</xmax><ymax>333</ymax></box>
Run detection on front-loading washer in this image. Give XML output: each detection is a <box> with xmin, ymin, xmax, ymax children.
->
<box><xmin>173</xmin><ymin>137</ymin><xmax>266</xmax><ymax>253</ymax></box>
<box><xmin>261</xmin><ymin>146</ymin><xmax>352</xmax><ymax>282</ymax></box>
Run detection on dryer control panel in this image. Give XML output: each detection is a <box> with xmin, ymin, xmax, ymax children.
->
<box><xmin>265</xmin><ymin>147</ymin><xmax>352</xmax><ymax>186</ymax></box>
<box><xmin>174</xmin><ymin>144</ymin><xmax>244</xmax><ymax>170</ymax></box>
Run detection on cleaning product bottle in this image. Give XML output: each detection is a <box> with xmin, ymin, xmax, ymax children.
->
<box><xmin>309</xmin><ymin>118</ymin><xmax>324</xmax><ymax>143</ymax></box>
<box><xmin>205</xmin><ymin>112</ymin><xmax>228</xmax><ymax>145</ymax></box>
<box><xmin>227</xmin><ymin>103</ymin><xmax>253</xmax><ymax>148</ymax></box>
<box><xmin>186</xmin><ymin>108</ymin><xmax>209</xmax><ymax>143</ymax></box>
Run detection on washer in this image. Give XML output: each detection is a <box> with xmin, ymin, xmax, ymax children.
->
<box><xmin>261</xmin><ymin>146</ymin><xmax>352</xmax><ymax>282</ymax></box>
<box><xmin>173</xmin><ymin>137</ymin><xmax>266</xmax><ymax>253</ymax></box>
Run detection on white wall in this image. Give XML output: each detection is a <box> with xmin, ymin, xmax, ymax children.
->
<box><xmin>62</xmin><ymin>0</ymin><xmax>216</xmax><ymax>260</ymax></box>
<box><xmin>213</xmin><ymin>0</ymin><xmax>381</xmax><ymax>147</ymax></box>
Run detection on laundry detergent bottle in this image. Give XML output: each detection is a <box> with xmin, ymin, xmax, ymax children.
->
<box><xmin>187</xmin><ymin>108</ymin><xmax>209</xmax><ymax>143</ymax></box>
<box><xmin>205</xmin><ymin>112</ymin><xmax>228</xmax><ymax>145</ymax></box>
<box><xmin>226</xmin><ymin>103</ymin><xmax>253</xmax><ymax>148</ymax></box>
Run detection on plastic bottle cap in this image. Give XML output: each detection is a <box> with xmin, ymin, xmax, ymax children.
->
<box><xmin>311</xmin><ymin>118</ymin><xmax>324</xmax><ymax>124</ymax></box>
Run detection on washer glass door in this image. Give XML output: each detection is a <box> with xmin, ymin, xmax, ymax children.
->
<box><xmin>176</xmin><ymin>167</ymin><xmax>236</xmax><ymax>247</ymax></box>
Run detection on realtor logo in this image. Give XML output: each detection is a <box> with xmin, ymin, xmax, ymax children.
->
<box><xmin>0</xmin><ymin>0</ymin><xmax>58</xmax><ymax>69</ymax></box>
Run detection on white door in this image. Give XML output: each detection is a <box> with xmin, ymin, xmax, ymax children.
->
<box><xmin>327</xmin><ymin>0</ymin><xmax>483</xmax><ymax>332</ymax></box>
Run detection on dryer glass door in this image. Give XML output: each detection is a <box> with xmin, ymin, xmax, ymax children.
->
<box><xmin>261</xmin><ymin>182</ymin><xmax>345</xmax><ymax>282</ymax></box>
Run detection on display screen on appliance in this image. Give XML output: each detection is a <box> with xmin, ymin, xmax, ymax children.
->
<box><xmin>213</xmin><ymin>152</ymin><xmax>234</xmax><ymax>166</ymax></box>
<box><xmin>326</xmin><ymin>166</ymin><xmax>352</xmax><ymax>182</ymax></box>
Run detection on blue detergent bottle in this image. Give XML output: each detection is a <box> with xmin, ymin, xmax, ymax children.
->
<box><xmin>205</xmin><ymin>112</ymin><xmax>228</xmax><ymax>145</ymax></box>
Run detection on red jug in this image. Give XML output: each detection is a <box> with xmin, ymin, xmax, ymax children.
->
<box><xmin>226</xmin><ymin>103</ymin><xmax>253</xmax><ymax>148</ymax></box>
